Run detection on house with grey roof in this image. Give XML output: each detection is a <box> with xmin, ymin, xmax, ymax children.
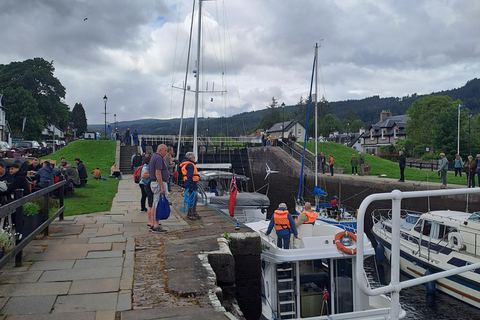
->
<box><xmin>0</xmin><ymin>94</ymin><xmax>12</xmax><ymax>144</ymax></box>
<box><xmin>361</xmin><ymin>110</ymin><xmax>409</xmax><ymax>154</ymax></box>
<box><xmin>268</xmin><ymin>120</ymin><xmax>306</xmax><ymax>142</ymax></box>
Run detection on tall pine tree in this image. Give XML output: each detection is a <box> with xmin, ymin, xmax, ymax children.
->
<box><xmin>71</xmin><ymin>103</ymin><xmax>88</xmax><ymax>136</ymax></box>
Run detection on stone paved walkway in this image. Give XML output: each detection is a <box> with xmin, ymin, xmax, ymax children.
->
<box><xmin>0</xmin><ymin>175</ymin><xmax>238</xmax><ymax>320</ymax></box>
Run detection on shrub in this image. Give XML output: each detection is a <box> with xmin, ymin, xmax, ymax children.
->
<box><xmin>23</xmin><ymin>202</ymin><xmax>40</xmax><ymax>216</ymax></box>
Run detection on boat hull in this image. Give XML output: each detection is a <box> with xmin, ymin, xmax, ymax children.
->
<box><xmin>372</xmin><ymin>225</ymin><xmax>480</xmax><ymax>309</ymax></box>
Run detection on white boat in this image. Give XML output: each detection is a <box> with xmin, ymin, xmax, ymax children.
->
<box><xmin>372</xmin><ymin>200</ymin><xmax>480</xmax><ymax>309</ymax></box>
<box><xmin>197</xmin><ymin>170</ymin><xmax>269</xmax><ymax>223</ymax></box>
<box><xmin>356</xmin><ymin>188</ymin><xmax>480</xmax><ymax>320</ymax></box>
<box><xmin>295</xmin><ymin>44</ymin><xmax>357</xmax><ymax>232</ymax></box>
<box><xmin>247</xmin><ymin>220</ymin><xmax>405</xmax><ymax>319</ymax></box>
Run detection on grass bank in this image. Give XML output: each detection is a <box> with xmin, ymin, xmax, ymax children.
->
<box><xmin>304</xmin><ymin>142</ymin><xmax>468</xmax><ymax>186</ymax></box>
<box><xmin>40</xmin><ymin>140</ymin><xmax>118</xmax><ymax>216</ymax></box>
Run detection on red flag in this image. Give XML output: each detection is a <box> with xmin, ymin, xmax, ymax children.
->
<box><xmin>229</xmin><ymin>176</ymin><xmax>237</xmax><ymax>217</ymax></box>
<box><xmin>323</xmin><ymin>286</ymin><xmax>329</xmax><ymax>301</ymax></box>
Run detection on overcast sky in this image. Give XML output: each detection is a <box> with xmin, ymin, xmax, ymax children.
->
<box><xmin>1</xmin><ymin>0</ymin><xmax>479</xmax><ymax>126</ymax></box>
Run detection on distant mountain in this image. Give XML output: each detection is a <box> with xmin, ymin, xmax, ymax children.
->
<box><xmin>88</xmin><ymin>78</ymin><xmax>480</xmax><ymax>135</ymax></box>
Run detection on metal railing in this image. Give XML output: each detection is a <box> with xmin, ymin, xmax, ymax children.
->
<box><xmin>0</xmin><ymin>180</ymin><xmax>65</xmax><ymax>269</ymax></box>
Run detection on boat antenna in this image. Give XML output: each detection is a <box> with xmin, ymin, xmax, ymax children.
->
<box><xmin>176</xmin><ymin>0</ymin><xmax>196</xmax><ymax>161</ymax></box>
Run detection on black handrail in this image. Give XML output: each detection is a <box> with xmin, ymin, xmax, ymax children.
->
<box><xmin>0</xmin><ymin>180</ymin><xmax>65</xmax><ymax>269</ymax></box>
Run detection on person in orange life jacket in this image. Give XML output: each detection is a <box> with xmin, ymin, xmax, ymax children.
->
<box><xmin>180</xmin><ymin>152</ymin><xmax>201</xmax><ymax>220</ymax></box>
<box><xmin>295</xmin><ymin>202</ymin><xmax>318</xmax><ymax>228</ymax></box>
<box><xmin>266</xmin><ymin>203</ymin><xmax>298</xmax><ymax>249</ymax></box>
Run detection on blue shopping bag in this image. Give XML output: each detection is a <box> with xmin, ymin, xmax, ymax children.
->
<box><xmin>155</xmin><ymin>194</ymin><xmax>170</xmax><ymax>220</ymax></box>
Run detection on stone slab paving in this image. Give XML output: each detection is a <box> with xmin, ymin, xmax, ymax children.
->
<box><xmin>0</xmin><ymin>174</ymin><xmax>243</xmax><ymax>320</ymax></box>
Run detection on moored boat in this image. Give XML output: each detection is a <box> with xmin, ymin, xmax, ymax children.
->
<box><xmin>372</xmin><ymin>206</ymin><xmax>480</xmax><ymax>309</ymax></box>
<box><xmin>247</xmin><ymin>220</ymin><xmax>405</xmax><ymax>319</ymax></box>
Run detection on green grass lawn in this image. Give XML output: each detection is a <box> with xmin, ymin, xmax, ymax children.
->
<box><xmin>303</xmin><ymin>142</ymin><xmax>468</xmax><ymax>186</ymax></box>
<box><xmin>40</xmin><ymin>140</ymin><xmax>119</xmax><ymax>216</ymax></box>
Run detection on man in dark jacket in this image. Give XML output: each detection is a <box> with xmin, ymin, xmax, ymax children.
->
<box><xmin>0</xmin><ymin>161</ymin><xmax>14</xmax><ymax>184</ymax></box>
<box><xmin>27</xmin><ymin>158</ymin><xmax>42</xmax><ymax>172</ymax></box>
<box><xmin>1</xmin><ymin>162</ymin><xmax>30</xmax><ymax>201</ymax></box>
<box><xmin>34</xmin><ymin>161</ymin><xmax>54</xmax><ymax>188</ymax></box>
<box><xmin>180</xmin><ymin>152</ymin><xmax>200</xmax><ymax>220</ymax></box>
<box><xmin>398</xmin><ymin>151</ymin><xmax>406</xmax><ymax>182</ymax></box>
<box><xmin>75</xmin><ymin>158</ymin><xmax>88</xmax><ymax>187</ymax></box>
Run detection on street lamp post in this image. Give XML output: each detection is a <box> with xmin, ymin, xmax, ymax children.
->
<box><xmin>281</xmin><ymin>102</ymin><xmax>285</xmax><ymax>147</ymax></box>
<box><xmin>103</xmin><ymin>95</ymin><xmax>108</xmax><ymax>140</ymax></box>
<box><xmin>347</xmin><ymin>122</ymin><xmax>350</xmax><ymax>144</ymax></box>
<box><xmin>469</xmin><ymin>112</ymin><xmax>473</xmax><ymax>156</ymax></box>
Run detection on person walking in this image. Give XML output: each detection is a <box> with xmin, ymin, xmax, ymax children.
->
<box><xmin>180</xmin><ymin>152</ymin><xmax>201</xmax><ymax>220</ymax></box>
<box><xmin>398</xmin><ymin>151</ymin><xmax>406</xmax><ymax>182</ymax></box>
<box><xmin>148</xmin><ymin>144</ymin><xmax>169</xmax><ymax>233</ymax></box>
<box><xmin>454</xmin><ymin>154</ymin><xmax>464</xmax><ymax>177</ymax></box>
<box><xmin>295</xmin><ymin>202</ymin><xmax>318</xmax><ymax>228</ymax></box>
<box><xmin>266</xmin><ymin>203</ymin><xmax>298</xmax><ymax>249</ymax></box>
<box><xmin>358</xmin><ymin>152</ymin><xmax>365</xmax><ymax>176</ymax></box>
<box><xmin>329</xmin><ymin>154</ymin><xmax>334</xmax><ymax>176</ymax></box>
<box><xmin>475</xmin><ymin>154</ymin><xmax>480</xmax><ymax>189</ymax></box>
<box><xmin>350</xmin><ymin>154</ymin><xmax>358</xmax><ymax>175</ymax></box>
<box><xmin>438</xmin><ymin>152</ymin><xmax>448</xmax><ymax>189</ymax></box>
<box><xmin>465</xmin><ymin>155</ymin><xmax>476</xmax><ymax>188</ymax></box>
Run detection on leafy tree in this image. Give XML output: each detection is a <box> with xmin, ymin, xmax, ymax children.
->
<box><xmin>406</xmin><ymin>95</ymin><xmax>461</xmax><ymax>155</ymax></box>
<box><xmin>320</xmin><ymin>113</ymin><xmax>342</xmax><ymax>137</ymax></box>
<box><xmin>0</xmin><ymin>58</ymin><xmax>70</xmax><ymax>129</ymax></box>
<box><xmin>2</xmin><ymin>86</ymin><xmax>44</xmax><ymax>139</ymax></box>
<box><xmin>349</xmin><ymin>119</ymin><xmax>364</xmax><ymax>133</ymax></box>
<box><xmin>431</xmin><ymin>104</ymin><xmax>460</xmax><ymax>159</ymax></box>
<box><xmin>71</xmin><ymin>103</ymin><xmax>88</xmax><ymax>135</ymax></box>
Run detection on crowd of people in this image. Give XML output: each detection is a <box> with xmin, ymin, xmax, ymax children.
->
<box><xmin>397</xmin><ymin>151</ymin><xmax>480</xmax><ymax>189</ymax></box>
<box><xmin>0</xmin><ymin>156</ymin><xmax>92</xmax><ymax>204</ymax></box>
<box><xmin>114</xmin><ymin>128</ymin><xmax>140</xmax><ymax>146</ymax></box>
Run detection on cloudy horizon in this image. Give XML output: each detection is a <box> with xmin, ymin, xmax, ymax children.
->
<box><xmin>1</xmin><ymin>0</ymin><xmax>479</xmax><ymax>125</ymax></box>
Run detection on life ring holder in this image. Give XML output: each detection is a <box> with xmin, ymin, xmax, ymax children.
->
<box><xmin>448</xmin><ymin>232</ymin><xmax>464</xmax><ymax>250</ymax></box>
<box><xmin>334</xmin><ymin>231</ymin><xmax>357</xmax><ymax>255</ymax></box>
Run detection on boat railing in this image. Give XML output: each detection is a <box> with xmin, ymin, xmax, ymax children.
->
<box><xmin>357</xmin><ymin>188</ymin><xmax>480</xmax><ymax>320</ymax></box>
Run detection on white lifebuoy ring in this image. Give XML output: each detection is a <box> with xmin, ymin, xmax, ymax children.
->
<box><xmin>448</xmin><ymin>232</ymin><xmax>464</xmax><ymax>250</ymax></box>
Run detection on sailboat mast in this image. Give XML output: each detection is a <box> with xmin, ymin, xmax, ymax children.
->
<box><xmin>314</xmin><ymin>43</ymin><xmax>318</xmax><ymax>187</ymax></box>
<box><xmin>176</xmin><ymin>0</ymin><xmax>196</xmax><ymax>161</ymax></box>
<box><xmin>193</xmin><ymin>0</ymin><xmax>202</xmax><ymax>159</ymax></box>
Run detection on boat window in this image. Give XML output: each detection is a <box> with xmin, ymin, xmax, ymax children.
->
<box><xmin>334</xmin><ymin>259</ymin><xmax>353</xmax><ymax>314</ymax></box>
<box><xmin>422</xmin><ymin>220</ymin><xmax>432</xmax><ymax>236</ymax></box>
<box><xmin>413</xmin><ymin>219</ymin><xmax>423</xmax><ymax>233</ymax></box>
<box><xmin>432</xmin><ymin>223</ymin><xmax>447</xmax><ymax>240</ymax></box>
<box><xmin>468</xmin><ymin>212</ymin><xmax>480</xmax><ymax>222</ymax></box>
<box><xmin>299</xmin><ymin>260</ymin><xmax>330</xmax><ymax>317</ymax></box>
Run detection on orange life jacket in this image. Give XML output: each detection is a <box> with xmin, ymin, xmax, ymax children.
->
<box><xmin>274</xmin><ymin>209</ymin><xmax>291</xmax><ymax>230</ymax></box>
<box><xmin>180</xmin><ymin>161</ymin><xmax>199</xmax><ymax>182</ymax></box>
<box><xmin>299</xmin><ymin>210</ymin><xmax>317</xmax><ymax>224</ymax></box>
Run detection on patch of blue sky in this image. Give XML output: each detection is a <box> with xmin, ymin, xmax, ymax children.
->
<box><xmin>150</xmin><ymin>15</ymin><xmax>166</xmax><ymax>28</ymax></box>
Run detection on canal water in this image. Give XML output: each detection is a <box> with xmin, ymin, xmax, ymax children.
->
<box><xmin>252</xmin><ymin>173</ymin><xmax>480</xmax><ymax>320</ymax></box>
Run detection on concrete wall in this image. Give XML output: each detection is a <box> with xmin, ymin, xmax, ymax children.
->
<box><xmin>247</xmin><ymin>146</ymin><xmax>480</xmax><ymax>215</ymax></box>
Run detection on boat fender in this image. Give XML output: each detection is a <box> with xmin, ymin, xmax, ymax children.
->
<box><xmin>376</xmin><ymin>244</ymin><xmax>384</xmax><ymax>263</ymax></box>
<box><xmin>448</xmin><ymin>232</ymin><xmax>464</xmax><ymax>250</ymax></box>
<box><xmin>334</xmin><ymin>231</ymin><xmax>357</xmax><ymax>255</ymax></box>
<box><xmin>424</xmin><ymin>269</ymin><xmax>436</xmax><ymax>294</ymax></box>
